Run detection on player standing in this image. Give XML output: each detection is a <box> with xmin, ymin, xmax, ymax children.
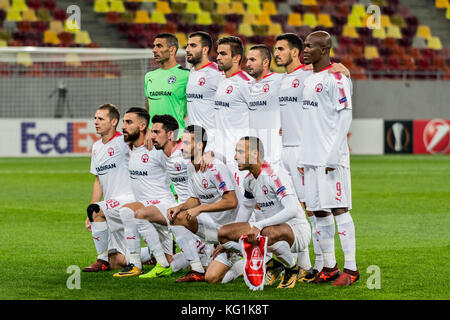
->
<box><xmin>82</xmin><ymin>104</ymin><xmax>136</xmax><ymax>272</ymax></box>
<box><xmin>213</xmin><ymin>36</ymin><xmax>252</xmax><ymax>191</ymax></box>
<box><xmin>217</xmin><ymin>136</ymin><xmax>311</xmax><ymax>289</ymax></box>
<box><xmin>185</xmin><ymin>31</ymin><xmax>225</xmax><ymax>151</ymax></box>
<box><xmin>300</xmin><ymin>31</ymin><xmax>358</xmax><ymax>286</ymax></box>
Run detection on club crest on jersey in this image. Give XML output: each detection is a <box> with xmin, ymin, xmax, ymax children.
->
<box><xmin>202</xmin><ymin>178</ymin><xmax>209</xmax><ymax>189</ymax></box>
<box><xmin>168</xmin><ymin>75</ymin><xmax>176</xmax><ymax>84</ymax></box>
<box><xmin>249</xmin><ymin>247</ymin><xmax>264</xmax><ymax>271</ymax></box>
<box><xmin>174</xmin><ymin>162</ymin><xmax>182</xmax><ymax>171</ymax></box>
<box><xmin>292</xmin><ymin>79</ymin><xmax>300</xmax><ymax>88</ymax></box>
<box><xmin>226</xmin><ymin>85</ymin><xmax>233</xmax><ymax>94</ymax></box>
<box><xmin>141</xmin><ymin>153</ymin><xmax>149</xmax><ymax>163</ymax></box>
<box><xmin>315</xmin><ymin>83</ymin><xmax>323</xmax><ymax>92</ymax></box>
<box><xmin>198</xmin><ymin>77</ymin><xmax>206</xmax><ymax>86</ymax></box>
<box><xmin>107</xmin><ymin>147</ymin><xmax>114</xmax><ymax>156</ymax></box>
<box><xmin>262</xmin><ymin>185</ymin><xmax>268</xmax><ymax>195</ymax></box>
<box><xmin>263</xmin><ymin>84</ymin><xmax>270</xmax><ymax>93</ymax></box>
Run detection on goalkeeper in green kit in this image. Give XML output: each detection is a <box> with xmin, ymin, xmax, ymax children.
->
<box><xmin>144</xmin><ymin>33</ymin><xmax>189</xmax><ymax>147</ymax></box>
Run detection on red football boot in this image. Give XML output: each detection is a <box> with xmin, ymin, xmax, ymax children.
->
<box><xmin>331</xmin><ymin>268</ymin><xmax>360</xmax><ymax>286</ymax></box>
<box><xmin>175</xmin><ymin>270</ymin><xmax>205</xmax><ymax>283</ymax></box>
<box><xmin>82</xmin><ymin>259</ymin><xmax>111</xmax><ymax>272</ymax></box>
<box><xmin>312</xmin><ymin>264</ymin><xmax>341</xmax><ymax>283</ymax></box>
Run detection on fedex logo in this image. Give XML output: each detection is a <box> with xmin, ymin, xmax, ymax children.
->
<box><xmin>21</xmin><ymin>122</ymin><xmax>97</xmax><ymax>155</ymax></box>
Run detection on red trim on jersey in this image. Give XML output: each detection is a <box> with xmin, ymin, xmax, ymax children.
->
<box><xmin>104</xmin><ymin>131</ymin><xmax>122</xmax><ymax>144</ymax></box>
<box><xmin>333</xmin><ymin>72</ymin><xmax>343</xmax><ymax>80</ymax></box>
<box><xmin>288</xmin><ymin>64</ymin><xmax>306</xmax><ymax>74</ymax></box>
<box><xmin>262</xmin><ymin>72</ymin><xmax>276</xmax><ymax>79</ymax></box>
<box><xmin>231</xmin><ymin>70</ymin><xmax>251</xmax><ymax>81</ymax></box>
<box><xmin>213</xmin><ymin>171</ymin><xmax>228</xmax><ymax>192</ymax></box>
<box><xmin>333</xmin><ymin>73</ymin><xmax>348</xmax><ymax>107</ymax></box>
<box><xmin>318</xmin><ymin>63</ymin><xmax>334</xmax><ymax>73</ymax></box>
<box><xmin>260</xmin><ymin>162</ymin><xmax>287</xmax><ymax>197</ymax></box>
<box><xmin>200</xmin><ymin>61</ymin><xmax>214</xmax><ymax>70</ymax></box>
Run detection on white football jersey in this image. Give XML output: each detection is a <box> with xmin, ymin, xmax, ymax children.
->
<box><xmin>213</xmin><ymin>70</ymin><xmax>252</xmax><ymax>162</ymax></box>
<box><xmin>187</xmin><ymin>159</ymin><xmax>242</xmax><ymax>226</ymax></box>
<box><xmin>247</xmin><ymin>72</ymin><xmax>283</xmax><ymax>164</ymax></box>
<box><xmin>300</xmin><ymin>67</ymin><xmax>353</xmax><ymax>167</ymax></box>
<box><xmin>164</xmin><ymin>141</ymin><xmax>191</xmax><ymax>203</ymax></box>
<box><xmin>128</xmin><ymin>144</ymin><xmax>175</xmax><ymax>202</ymax></box>
<box><xmin>279</xmin><ymin>65</ymin><xmax>312</xmax><ymax>147</ymax></box>
<box><xmin>243</xmin><ymin>162</ymin><xmax>307</xmax><ymax>224</ymax></box>
<box><xmin>186</xmin><ymin>62</ymin><xmax>225</xmax><ymax>150</ymax></box>
<box><xmin>90</xmin><ymin>132</ymin><xmax>134</xmax><ymax>200</ymax></box>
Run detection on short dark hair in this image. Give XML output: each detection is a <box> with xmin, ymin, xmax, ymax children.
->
<box><xmin>152</xmin><ymin>114</ymin><xmax>179</xmax><ymax>134</ymax></box>
<box><xmin>249</xmin><ymin>45</ymin><xmax>272</xmax><ymax>65</ymax></box>
<box><xmin>239</xmin><ymin>136</ymin><xmax>265</xmax><ymax>160</ymax></box>
<box><xmin>98</xmin><ymin>103</ymin><xmax>120</xmax><ymax>123</ymax></box>
<box><xmin>155</xmin><ymin>33</ymin><xmax>179</xmax><ymax>51</ymax></box>
<box><xmin>185</xmin><ymin>125</ymin><xmax>208</xmax><ymax>152</ymax></box>
<box><xmin>217</xmin><ymin>36</ymin><xmax>244</xmax><ymax>64</ymax></box>
<box><xmin>189</xmin><ymin>31</ymin><xmax>213</xmax><ymax>55</ymax></box>
<box><xmin>275</xmin><ymin>33</ymin><xmax>303</xmax><ymax>52</ymax></box>
<box><xmin>125</xmin><ymin>107</ymin><xmax>150</xmax><ymax>127</ymax></box>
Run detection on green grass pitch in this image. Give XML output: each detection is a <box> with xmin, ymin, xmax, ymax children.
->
<box><xmin>0</xmin><ymin>155</ymin><xmax>449</xmax><ymax>300</ymax></box>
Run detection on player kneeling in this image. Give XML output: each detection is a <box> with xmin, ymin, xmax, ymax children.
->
<box><xmin>217</xmin><ymin>137</ymin><xmax>311</xmax><ymax>289</ymax></box>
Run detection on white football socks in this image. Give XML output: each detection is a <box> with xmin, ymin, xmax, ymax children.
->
<box><xmin>335</xmin><ymin>212</ymin><xmax>357</xmax><ymax>271</ymax></box>
<box><xmin>170</xmin><ymin>225</ymin><xmax>204</xmax><ymax>273</ymax></box>
<box><xmin>222</xmin><ymin>259</ymin><xmax>244</xmax><ymax>283</ymax></box>
<box><xmin>119</xmin><ymin>207</ymin><xmax>142</xmax><ymax>269</ymax></box>
<box><xmin>91</xmin><ymin>221</ymin><xmax>109</xmax><ymax>262</ymax></box>
<box><xmin>136</xmin><ymin>218</ymin><xmax>169</xmax><ymax>268</ymax></box>
<box><xmin>315</xmin><ymin>214</ymin><xmax>336</xmax><ymax>269</ymax></box>
<box><xmin>268</xmin><ymin>241</ymin><xmax>296</xmax><ymax>269</ymax></box>
<box><xmin>308</xmin><ymin>215</ymin><xmax>323</xmax><ymax>272</ymax></box>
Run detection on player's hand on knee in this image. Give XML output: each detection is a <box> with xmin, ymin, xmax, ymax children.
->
<box><xmin>211</xmin><ymin>244</ymin><xmax>225</xmax><ymax>260</ymax></box>
<box><xmin>167</xmin><ymin>206</ymin><xmax>180</xmax><ymax>222</ymax></box>
<box><xmin>85</xmin><ymin>217</ymin><xmax>92</xmax><ymax>232</ymax></box>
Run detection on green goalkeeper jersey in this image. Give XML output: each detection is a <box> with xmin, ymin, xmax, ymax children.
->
<box><xmin>144</xmin><ymin>64</ymin><xmax>189</xmax><ymax>135</ymax></box>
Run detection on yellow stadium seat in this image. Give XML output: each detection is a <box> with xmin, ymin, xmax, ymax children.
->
<box><xmin>229</xmin><ymin>2</ymin><xmax>245</xmax><ymax>14</ymax></box>
<box><xmin>43</xmin><ymin>30</ymin><xmax>60</xmax><ymax>45</ymax></box>
<box><xmin>0</xmin><ymin>39</ymin><xmax>7</xmax><ymax>47</ymax></box>
<box><xmin>6</xmin><ymin>8</ymin><xmax>22</xmax><ymax>21</ymax></box>
<box><xmin>386</xmin><ymin>25</ymin><xmax>402</xmax><ymax>39</ymax></box>
<box><xmin>416</xmin><ymin>25</ymin><xmax>432</xmax><ymax>39</ymax></box>
<box><xmin>196</xmin><ymin>11</ymin><xmax>212</xmax><ymax>25</ymax></box>
<box><xmin>135</xmin><ymin>10</ymin><xmax>151</xmax><ymax>23</ymax></box>
<box><xmin>262</xmin><ymin>2</ymin><xmax>277</xmax><ymax>15</ymax></box>
<box><xmin>49</xmin><ymin>20</ymin><xmax>64</xmax><ymax>34</ymax></box>
<box><xmin>380</xmin><ymin>14</ymin><xmax>391</xmax><ymax>27</ymax></box>
<box><xmin>75</xmin><ymin>30</ymin><xmax>92</xmax><ymax>45</ymax></box>
<box><xmin>447</xmin><ymin>7</ymin><xmax>450</xmax><ymax>19</ymax></box>
<box><xmin>427</xmin><ymin>36</ymin><xmax>443</xmax><ymax>50</ymax></box>
<box><xmin>347</xmin><ymin>14</ymin><xmax>363</xmax><ymax>27</ymax></box>
<box><xmin>175</xmin><ymin>33</ymin><xmax>187</xmax><ymax>47</ymax></box>
<box><xmin>267</xmin><ymin>23</ymin><xmax>283</xmax><ymax>35</ymax></box>
<box><xmin>109</xmin><ymin>0</ymin><xmax>125</xmax><ymax>13</ymax></box>
<box><xmin>238</xmin><ymin>23</ymin><xmax>253</xmax><ymax>37</ymax></box>
<box><xmin>0</xmin><ymin>0</ymin><xmax>10</xmax><ymax>10</ymax></box>
<box><xmin>150</xmin><ymin>11</ymin><xmax>166</xmax><ymax>24</ymax></box>
<box><xmin>302</xmin><ymin>0</ymin><xmax>317</xmax><ymax>5</ymax></box>
<box><xmin>372</xmin><ymin>27</ymin><xmax>386</xmax><ymax>39</ymax></box>
<box><xmin>303</xmin><ymin>13</ymin><xmax>317</xmax><ymax>28</ymax></box>
<box><xmin>256</xmin><ymin>14</ymin><xmax>271</xmax><ymax>26</ymax></box>
<box><xmin>156</xmin><ymin>1</ymin><xmax>171</xmax><ymax>14</ymax></box>
<box><xmin>94</xmin><ymin>0</ymin><xmax>109</xmax><ymax>13</ymax></box>
<box><xmin>351</xmin><ymin>4</ymin><xmax>366</xmax><ymax>17</ymax></box>
<box><xmin>22</xmin><ymin>9</ymin><xmax>37</xmax><ymax>21</ymax></box>
<box><xmin>12</xmin><ymin>0</ymin><xmax>27</xmax><ymax>12</ymax></box>
<box><xmin>17</xmin><ymin>52</ymin><xmax>32</xmax><ymax>67</ymax></box>
<box><xmin>171</xmin><ymin>0</ymin><xmax>187</xmax><ymax>3</ymax></box>
<box><xmin>247</xmin><ymin>2</ymin><xmax>261</xmax><ymax>15</ymax></box>
<box><xmin>364</xmin><ymin>46</ymin><xmax>379</xmax><ymax>59</ymax></box>
<box><xmin>287</xmin><ymin>13</ymin><xmax>302</xmax><ymax>27</ymax></box>
<box><xmin>65</xmin><ymin>53</ymin><xmax>81</xmax><ymax>67</ymax></box>
<box><xmin>242</xmin><ymin>13</ymin><xmax>257</xmax><ymax>24</ymax></box>
<box><xmin>65</xmin><ymin>18</ymin><xmax>80</xmax><ymax>33</ymax></box>
<box><xmin>186</xmin><ymin>1</ymin><xmax>202</xmax><ymax>14</ymax></box>
<box><xmin>215</xmin><ymin>0</ymin><xmax>230</xmax><ymax>3</ymax></box>
<box><xmin>342</xmin><ymin>25</ymin><xmax>359</xmax><ymax>38</ymax></box>
<box><xmin>330</xmin><ymin>47</ymin><xmax>334</xmax><ymax>58</ymax></box>
<box><xmin>216</xmin><ymin>3</ymin><xmax>231</xmax><ymax>14</ymax></box>
<box><xmin>317</xmin><ymin>13</ymin><xmax>333</xmax><ymax>27</ymax></box>
<box><xmin>435</xmin><ymin>0</ymin><xmax>449</xmax><ymax>8</ymax></box>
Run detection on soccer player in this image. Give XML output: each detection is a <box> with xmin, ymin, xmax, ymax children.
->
<box><xmin>217</xmin><ymin>136</ymin><xmax>311</xmax><ymax>289</ymax></box>
<box><xmin>167</xmin><ymin>125</ymin><xmax>243</xmax><ymax>283</ymax></box>
<box><xmin>185</xmin><ymin>31</ymin><xmax>225</xmax><ymax>151</ymax></box>
<box><xmin>82</xmin><ymin>104</ymin><xmax>136</xmax><ymax>272</ymax></box>
<box><xmin>213</xmin><ymin>36</ymin><xmax>252</xmax><ymax>191</ymax></box>
<box><xmin>274</xmin><ymin>33</ymin><xmax>350</xmax><ymax>281</ymax></box>
<box><xmin>245</xmin><ymin>45</ymin><xmax>283</xmax><ymax>166</ymax></box>
<box><xmin>300</xmin><ymin>31</ymin><xmax>358</xmax><ymax>286</ymax></box>
<box><xmin>111</xmin><ymin>108</ymin><xmax>176</xmax><ymax>278</ymax></box>
<box><xmin>144</xmin><ymin>33</ymin><xmax>190</xmax><ymax>144</ymax></box>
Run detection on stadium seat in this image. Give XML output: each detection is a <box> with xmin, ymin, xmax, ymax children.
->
<box><xmin>36</xmin><ymin>8</ymin><xmax>51</xmax><ymax>21</ymax></box>
<box><xmin>11</xmin><ymin>0</ymin><xmax>27</xmax><ymax>12</ymax></box>
<box><xmin>427</xmin><ymin>36</ymin><xmax>443</xmax><ymax>50</ymax></box>
<box><xmin>342</xmin><ymin>25</ymin><xmax>359</xmax><ymax>39</ymax></box>
<box><xmin>211</xmin><ymin>13</ymin><xmax>226</xmax><ymax>25</ymax></box>
<box><xmin>27</xmin><ymin>0</ymin><xmax>40</xmax><ymax>10</ymax></box>
<box><xmin>412</xmin><ymin>36</ymin><xmax>427</xmax><ymax>49</ymax></box>
<box><xmin>0</xmin><ymin>0</ymin><xmax>9</xmax><ymax>10</ymax></box>
<box><xmin>229</xmin><ymin>2</ymin><xmax>245</xmax><ymax>14</ymax></box>
<box><xmin>380</xmin><ymin>15</ymin><xmax>391</xmax><ymax>28</ymax></box>
<box><xmin>247</xmin><ymin>2</ymin><xmax>262</xmax><ymax>15</ymax></box>
<box><xmin>255</xmin><ymin>14</ymin><xmax>271</xmax><ymax>26</ymax></box>
<box><xmin>242</xmin><ymin>13</ymin><xmax>257</xmax><ymax>24</ymax></box>
<box><xmin>17</xmin><ymin>52</ymin><xmax>32</xmax><ymax>67</ymax></box>
<box><xmin>196</xmin><ymin>11</ymin><xmax>212</xmax><ymax>25</ymax></box>
<box><xmin>390</xmin><ymin>14</ymin><xmax>406</xmax><ymax>28</ymax></box>
<box><xmin>58</xmin><ymin>31</ymin><xmax>74</xmax><ymax>46</ymax></box>
<box><xmin>447</xmin><ymin>7</ymin><xmax>450</xmax><ymax>19</ymax></box>
<box><xmin>364</xmin><ymin>45</ymin><xmax>380</xmax><ymax>60</ymax></box>
<box><xmin>134</xmin><ymin>10</ymin><xmax>151</xmax><ymax>23</ymax></box>
<box><xmin>175</xmin><ymin>32</ymin><xmax>187</xmax><ymax>47</ymax></box>
<box><xmin>6</xmin><ymin>8</ymin><xmax>22</xmax><ymax>21</ymax></box>
<box><xmin>435</xmin><ymin>0</ymin><xmax>449</xmax><ymax>8</ymax></box>
<box><xmin>267</xmin><ymin>23</ymin><xmax>283</xmax><ymax>36</ymax></box>
<box><xmin>94</xmin><ymin>0</ymin><xmax>109</xmax><ymax>13</ymax></box>
<box><xmin>22</xmin><ymin>9</ymin><xmax>37</xmax><ymax>21</ymax></box>
<box><xmin>303</xmin><ymin>13</ymin><xmax>317</xmax><ymax>28</ymax></box>
<box><xmin>238</xmin><ymin>23</ymin><xmax>253</xmax><ymax>36</ymax></box>
<box><xmin>287</xmin><ymin>13</ymin><xmax>302</xmax><ymax>27</ymax></box>
<box><xmin>386</xmin><ymin>25</ymin><xmax>402</xmax><ymax>39</ymax></box>
<box><xmin>156</xmin><ymin>1</ymin><xmax>172</xmax><ymax>14</ymax></box>
<box><xmin>347</xmin><ymin>14</ymin><xmax>363</xmax><ymax>27</ymax></box>
<box><xmin>351</xmin><ymin>4</ymin><xmax>366</xmax><ymax>17</ymax></box>
<box><xmin>75</xmin><ymin>30</ymin><xmax>92</xmax><ymax>45</ymax></box>
<box><xmin>317</xmin><ymin>13</ymin><xmax>333</xmax><ymax>27</ymax></box>
<box><xmin>0</xmin><ymin>39</ymin><xmax>7</xmax><ymax>47</ymax></box>
<box><xmin>372</xmin><ymin>27</ymin><xmax>386</xmax><ymax>39</ymax></box>
<box><xmin>43</xmin><ymin>29</ymin><xmax>60</xmax><ymax>45</ymax></box>
<box><xmin>416</xmin><ymin>25</ymin><xmax>432</xmax><ymax>39</ymax></box>
<box><xmin>262</xmin><ymin>2</ymin><xmax>277</xmax><ymax>15</ymax></box>
<box><xmin>200</xmin><ymin>0</ymin><xmax>214</xmax><ymax>12</ymax></box>
<box><xmin>105</xmin><ymin>11</ymin><xmax>121</xmax><ymax>23</ymax></box>
<box><xmin>49</xmin><ymin>20</ymin><xmax>64</xmax><ymax>34</ymax></box>
<box><xmin>216</xmin><ymin>2</ymin><xmax>231</xmax><ymax>14</ymax></box>
<box><xmin>151</xmin><ymin>11</ymin><xmax>166</xmax><ymax>24</ymax></box>
<box><xmin>109</xmin><ymin>0</ymin><xmax>125</xmax><ymax>13</ymax></box>
<box><xmin>302</xmin><ymin>0</ymin><xmax>317</xmax><ymax>5</ymax></box>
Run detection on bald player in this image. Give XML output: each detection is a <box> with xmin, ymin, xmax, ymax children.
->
<box><xmin>300</xmin><ymin>31</ymin><xmax>358</xmax><ymax>286</ymax></box>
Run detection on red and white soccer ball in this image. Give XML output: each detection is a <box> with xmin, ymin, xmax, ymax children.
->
<box><xmin>423</xmin><ymin>119</ymin><xmax>450</xmax><ymax>154</ymax></box>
